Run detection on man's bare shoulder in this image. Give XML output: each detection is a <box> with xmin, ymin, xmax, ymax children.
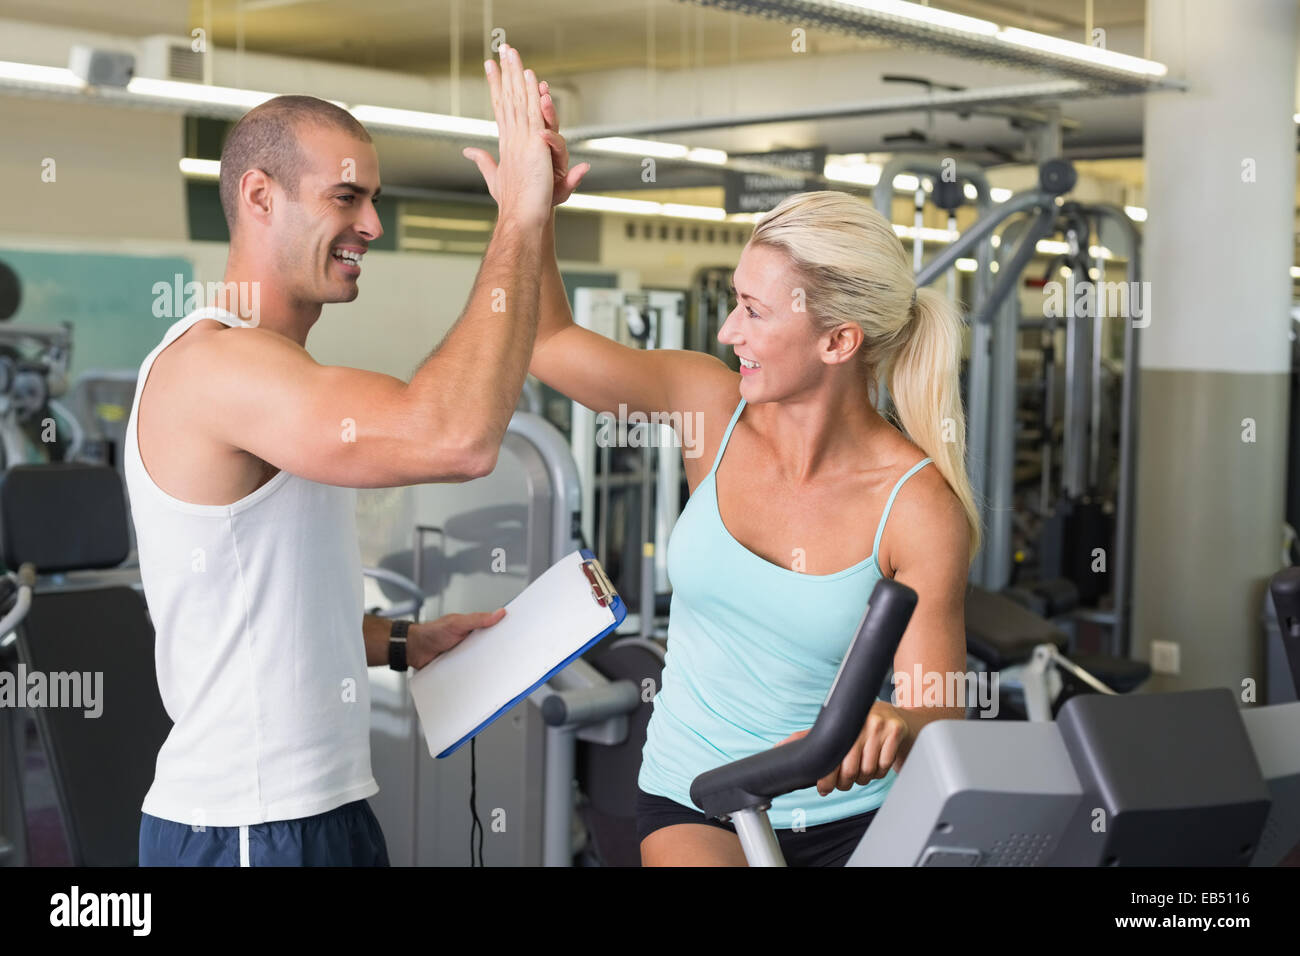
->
<box><xmin>139</xmin><ymin>319</ymin><xmax>278</xmax><ymax>503</ymax></box>
<box><xmin>160</xmin><ymin>319</ymin><xmax>313</xmax><ymax>396</ymax></box>
<box><xmin>166</xmin><ymin>318</ymin><xmax>297</xmax><ymax>360</ymax></box>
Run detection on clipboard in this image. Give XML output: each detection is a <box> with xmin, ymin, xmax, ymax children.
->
<box><xmin>408</xmin><ymin>548</ymin><xmax>627</xmax><ymax>758</ymax></box>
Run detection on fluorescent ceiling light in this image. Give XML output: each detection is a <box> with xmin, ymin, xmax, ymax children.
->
<box><xmin>955</xmin><ymin>258</ymin><xmax>978</xmax><ymax>272</ymax></box>
<box><xmin>686</xmin><ymin>147</ymin><xmax>728</xmax><ymax>165</ymax></box>
<box><xmin>566</xmin><ymin>138</ymin><xmax>728</xmax><ymax>165</ymax></box>
<box><xmin>824</xmin><ymin>158</ymin><xmax>882</xmax><ymax>186</ymax></box>
<box><xmin>579</xmin><ymin>137</ymin><xmax>688</xmax><ymax>159</ymax></box>
<box><xmin>838</xmin><ymin>0</ymin><xmax>998</xmax><ymax>36</ymax></box>
<box><xmin>990</xmin><ymin>187</ymin><xmax>1013</xmax><ymax>202</ymax></box>
<box><xmin>349</xmin><ymin>104</ymin><xmax>496</xmax><ymax>137</ymax></box>
<box><xmin>562</xmin><ymin>194</ymin><xmax>665</xmax><ymax>216</ymax></box>
<box><xmin>561</xmin><ymin>194</ymin><xmax>731</xmax><ymax>221</ymax></box>
<box><xmin>997</xmin><ymin>27</ymin><xmax>1168</xmax><ymax>78</ymax></box>
<box><xmin>1124</xmin><ymin>205</ymin><xmax>1147</xmax><ymax>222</ymax></box>
<box><xmin>128</xmin><ymin>76</ymin><xmax>277</xmax><ymax>109</ymax></box>
<box><xmin>0</xmin><ymin>59</ymin><xmax>83</xmax><ymax>89</ymax></box>
<box><xmin>179</xmin><ymin>157</ymin><xmax>220</xmax><ymax>179</ymax></box>
<box><xmin>0</xmin><ymin>62</ymin><xmax>348</xmax><ymax>112</ymax></box>
<box><xmin>0</xmin><ymin>58</ymin><xmax>734</xmax><ymax>168</ymax></box>
<box><xmin>660</xmin><ymin>202</ymin><xmax>727</xmax><ymax>221</ymax></box>
<box><xmin>765</xmin><ymin>2</ymin><xmax>1167</xmax><ymax>82</ymax></box>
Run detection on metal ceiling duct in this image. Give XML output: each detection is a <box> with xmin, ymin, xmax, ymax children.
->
<box><xmin>675</xmin><ymin>0</ymin><xmax>1180</xmax><ymax>95</ymax></box>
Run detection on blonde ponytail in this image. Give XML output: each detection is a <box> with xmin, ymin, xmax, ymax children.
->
<box><xmin>750</xmin><ymin>190</ymin><xmax>982</xmax><ymax>565</ymax></box>
<box><xmin>887</xmin><ymin>287</ymin><xmax>982</xmax><ymax>564</ymax></box>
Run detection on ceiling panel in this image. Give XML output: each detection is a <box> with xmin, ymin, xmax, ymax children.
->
<box><xmin>176</xmin><ymin>0</ymin><xmax>1147</xmax><ymax>78</ymax></box>
<box><xmin>0</xmin><ymin>0</ymin><xmax>190</xmax><ymax>35</ymax></box>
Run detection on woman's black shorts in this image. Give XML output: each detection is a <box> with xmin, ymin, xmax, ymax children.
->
<box><xmin>635</xmin><ymin>787</ymin><xmax>878</xmax><ymax>867</ymax></box>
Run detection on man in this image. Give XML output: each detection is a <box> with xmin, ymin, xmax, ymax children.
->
<box><xmin>125</xmin><ymin>43</ymin><xmax>586</xmax><ymax>865</ymax></box>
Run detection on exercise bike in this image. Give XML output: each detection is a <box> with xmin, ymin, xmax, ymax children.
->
<box><xmin>690</xmin><ymin>575</ymin><xmax>1300</xmax><ymax>867</ymax></box>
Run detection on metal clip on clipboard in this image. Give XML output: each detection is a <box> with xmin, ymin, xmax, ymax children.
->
<box><xmin>581</xmin><ymin>557</ymin><xmax>617</xmax><ymax>609</ymax></box>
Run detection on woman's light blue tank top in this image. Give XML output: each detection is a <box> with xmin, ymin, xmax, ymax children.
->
<box><xmin>638</xmin><ymin>397</ymin><xmax>933</xmax><ymax>828</ymax></box>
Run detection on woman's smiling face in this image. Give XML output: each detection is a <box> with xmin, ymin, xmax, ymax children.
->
<box><xmin>718</xmin><ymin>242</ymin><xmax>851</xmax><ymax>402</ymax></box>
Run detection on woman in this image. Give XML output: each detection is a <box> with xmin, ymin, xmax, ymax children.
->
<box><xmin>466</xmin><ymin>79</ymin><xmax>977</xmax><ymax>868</ymax></box>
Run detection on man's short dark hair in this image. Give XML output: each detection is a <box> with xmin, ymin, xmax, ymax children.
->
<box><xmin>218</xmin><ymin>94</ymin><xmax>373</xmax><ymax>231</ymax></box>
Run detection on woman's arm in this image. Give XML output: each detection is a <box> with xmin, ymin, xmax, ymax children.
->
<box><xmin>884</xmin><ymin>467</ymin><xmax>972</xmax><ymax>730</ymax></box>
<box><xmin>803</xmin><ymin>467</ymin><xmax>970</xmax><ymax>796</ymax></box>
<box><xmin>532</xmin><ymin>210</ymin><xmax>736</xmax><ymax>419</ymax></box>
<box><xmin>466</xmin><ymin>73</ymin><xmax>735</xmax><ymax>421</ymax></box>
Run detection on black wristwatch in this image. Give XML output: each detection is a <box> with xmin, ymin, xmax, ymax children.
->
<box><xmin>389</xmin><ymin>619</ymin><xmax>410</xmax><ymax>672</ymax></box>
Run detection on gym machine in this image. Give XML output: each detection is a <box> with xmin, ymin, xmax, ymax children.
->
<box><xmin>67</xmin><ymin>370</ymin><xmax>137</xmax><ymax>480</ymax></box>
<box><xmin>899</xmin><ymin>159</ymin><xmax>1141</xmax><ymax>658</ymax></box>
<box><xmin>0</xmin><ymin>464</ymin><xmax>164</xmax><ymax>867</ymax></box>
<box><xmin>691</xmin><ymin>571</ymin><xmax>1300</xmax><ymax>867</ymax></box>
<box><xmin>0</xmin><ymin>323</ymin><xmax>78</xmax><ymax>473</ymax></box>
<box><xmin>66</xmin><ymin>369</ymin><xmax>139</xmax><ymax>557</ymax></box>
<box><xmin>362</xmin><ymin>409</ymin><xmax>652</xmax><ymax>866</ymax></box>
<box><xmin>0</xmin><ymin>564</ymin><xmax>34</xmax><ymax>866</ymax></box>
<box><xmin>873</xmin><ymin>153</ymin><xmax>996</xmax><ymax>318</ymax></box>
<box><xmin>569</xmin><ymin>287</ymin><xmax>686</xmax><ymax>640</ymax></box>
<box><xmin>874</xmin><ymin>157</ymin><xmax>1149</xmax><ymax>717</ymax></box>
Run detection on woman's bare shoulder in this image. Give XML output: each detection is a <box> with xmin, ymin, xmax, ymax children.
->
<box><xmin>877</xmin><ymin>442</ymin><xmax>969</xmax><ymax>577</ymax></box>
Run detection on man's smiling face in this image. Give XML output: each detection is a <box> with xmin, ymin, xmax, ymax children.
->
<box><xmin>268</xmin><ymin>123</ymin><xmax>383</xmax><ymax>307</ymax></box>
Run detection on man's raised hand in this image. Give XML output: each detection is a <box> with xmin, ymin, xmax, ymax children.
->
<box><xmin>464</xmin><ymin>63</ymin><xmax>590</xmax><ymax>209</ymax></box>
<box><xmin>475</xmin><ymin>42</ymin><xmax>554</xmax><ymax>228</ymax></box>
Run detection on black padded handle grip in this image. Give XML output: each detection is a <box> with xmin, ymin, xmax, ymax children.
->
<box><xmin>689</xmin><ymin>579</ymin><xmax>918</xmax><ymax>819</ymax></box>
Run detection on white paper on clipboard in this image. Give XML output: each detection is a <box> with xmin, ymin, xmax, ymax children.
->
<box><xmin>407</xmin><ymin>549</ymin><xmax>623</xmax><ymax>758</ymax></box>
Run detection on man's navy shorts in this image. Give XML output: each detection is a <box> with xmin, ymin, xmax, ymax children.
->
<box><xmin>139</xmin><ymin>799</ymin><xmax>390</xmax><ymax>866</ymax></box>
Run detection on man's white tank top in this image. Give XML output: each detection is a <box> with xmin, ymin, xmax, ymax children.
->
<box><xmin>124</xmin><ymin>306</ymin><xmax>378</xmax><ymax>827</ymax></box>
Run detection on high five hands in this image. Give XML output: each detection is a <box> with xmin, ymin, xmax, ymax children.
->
<box><xmin>463</xmin><ymin>42</ymin><xmax>591</xmax><ymax>211</ymax></box>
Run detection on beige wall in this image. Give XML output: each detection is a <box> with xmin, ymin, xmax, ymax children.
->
<box><xmin>0</xmin><ymin>96</ymin><xmax>187</xmax><ymax>240</ymax></box>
